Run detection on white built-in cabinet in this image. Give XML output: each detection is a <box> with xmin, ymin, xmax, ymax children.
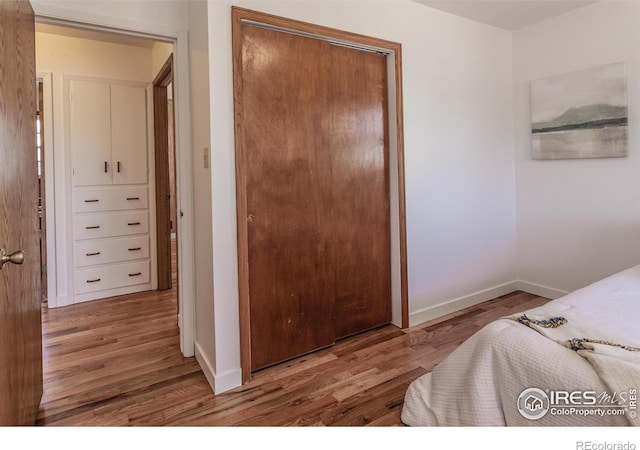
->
<box><xmin>69</xmin><ymin>78</ymin><xmax>152</xmax><ymax>303</ymax></box>
<box><xmin>71</xmin><ymin>81</ymin><xmax>148</xmax><ymax>186</ymax></box>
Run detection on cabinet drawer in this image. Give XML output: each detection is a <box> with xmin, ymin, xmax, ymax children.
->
<box><xmin>74</xmin><ymin>235</ymin><xmax>149</xmax><ymax>268</ymax></box>
<box><xmin>74</xmin><ymin>260</ymin><xmax>150</xmax><ymax>294</ymax></box>
<box><xmin>73</xmin><ymin>186</ymin><xmax>148</xmax><ymax>213</ymax></box>
<box><xmin>74</xmin><ymin>210</ymin><xmax>149</xmax><ymax>240</ymax></box>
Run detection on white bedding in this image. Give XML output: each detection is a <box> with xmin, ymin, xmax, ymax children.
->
<box><xmin>401</xmin><ymin>265</ymin><xmax>640</xmax><ymax>426</ymax></box>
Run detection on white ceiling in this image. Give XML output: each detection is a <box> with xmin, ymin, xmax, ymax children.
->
<box><xmin>35</xmin><ymin>1</ymin><xmax>599</xmax><ymax>45</ymax></box>
<box><xmin>414</xmin><ymin>0</ymin><xmax>598</xmax><ymax>30</ymax></box>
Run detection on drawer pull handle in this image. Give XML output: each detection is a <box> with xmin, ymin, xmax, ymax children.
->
<box><xmin>87</xmin><ymin>278</ymin><xmax>101</xmax><ymax>283</ymax></box>
<box><xmin>128</xmin><ymin>247</ymin><xmax>142</xmax><ymax>252</ymax></box>
<box><xmin>86</xmin><ymin>252</ymin><xmax>101</xmax><ymax>256</ymax></box>
<box><xmin>86</xmin><ymin>225</ymin><xmax>100</xmax><ymax>230</ymax></box>
<box><xmin>126</xmin><ymin>197</ymin><xmax>140</xmax><ymax>201</ymax></box>
<box><xmin>128</xmin><ymin>222</ymin><xmax>141</xmax><ymax>226</ymax></box>
<box><xmin>104</xmin><ymin>161</ymin><xmax>108</xmax><ymax>173</ymax></box>
<box><xmin>84</xmin><ymin>199</ymin><xmax>99</xmax><ymax>203</ymax></box>
<box><xmin>128</xmin><ymin>272</ymin><xmax>142</xmax><ymax>277</ymax></box>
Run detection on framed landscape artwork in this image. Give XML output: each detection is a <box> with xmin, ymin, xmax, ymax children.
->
<box><xmin>530</xmin><ymin>62</ymin><xmax>628</xmax><ymax>160</ymax></box>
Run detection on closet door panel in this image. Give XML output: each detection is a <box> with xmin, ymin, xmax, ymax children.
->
<box><xmin>111</xmin><ymin>84</ymin><xmax>148</xmax><ymax>185</ymax></box>
<box><xmin>70</xmin><ymin>80</ymin><xmax>112</xmax><ymax>186</ymax></box>
<box><xmin>242</xmin><ymin>25</ymin><xmax>335</xmax><ymax>371</ymax></box>
<box><xmin>330</xmin><ymin>45</ymin><xmax>392</xmax><ymax>339</ymax></box>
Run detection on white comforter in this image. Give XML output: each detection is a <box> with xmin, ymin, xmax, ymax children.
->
<box><xmin>401</xmin><ymin>265</ymin><xmax>640</xmax><ymax>426</ymax></box>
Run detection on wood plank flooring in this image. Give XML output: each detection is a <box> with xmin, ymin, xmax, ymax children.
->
<box><xmin>37</xmin><ymin>282</ymin><xmax>549</xmax><ymax>426</ymax></box>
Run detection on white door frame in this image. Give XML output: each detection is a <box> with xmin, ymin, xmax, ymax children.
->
<box><xmin>32</xmin><ymin>2</ymin><xmax>196</xmax><ymax>357</ymax></box>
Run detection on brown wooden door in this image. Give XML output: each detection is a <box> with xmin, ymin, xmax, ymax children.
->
<box><xmin>153</xmin><ymin>55</ymin><xmax>174</xmax><ymax>291</ymax></box>
<box><xmin>0</xmin><ymin>0</ymin><xmax>43</xmax><ymax>425</ymax></box>
<box><xmin>241</xmin><ymin>24</ymin><xmax>390</xmax><ymax>372</ymax></box>
<box><xmin>242</xmin><ymin>26</ymin><xmax>336</xmax><ymax>371</ymax></box>
<box><xmin>330</xmin><ymin>45</ymin><xmax>391</xmax><ymax>339</ymax></box>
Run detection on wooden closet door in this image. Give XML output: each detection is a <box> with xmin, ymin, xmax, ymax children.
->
<box><xmin>242</xmin><ymin>25</ymin><xmax>336</xmax><ymax>371</ymax></box>
<box><xmin>330</xmin><ymin>45</ymin><xmax>391</xmax><ymax>339</ymax></box>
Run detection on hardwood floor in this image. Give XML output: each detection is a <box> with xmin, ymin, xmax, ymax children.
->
<box><xmin>38</xmin><ymin>278</ymin><xmax>549</xmax><ymax>425</ymax></box>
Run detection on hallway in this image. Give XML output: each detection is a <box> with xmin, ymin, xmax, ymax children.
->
<box><xmin>36</xmin><ymin>238</ymin><xmax>199</xmax><ymax>425</ymax></box>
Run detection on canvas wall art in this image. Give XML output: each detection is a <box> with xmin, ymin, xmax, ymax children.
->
<box><xmin>530</xmin><ymin>62</ymin><xmax>628</xmax><ymax>160</ymax></box>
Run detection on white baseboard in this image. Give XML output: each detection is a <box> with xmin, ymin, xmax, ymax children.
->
<box><xmin>408</xmin><ymin>279</ymin><xmax>570</xmax><ymax>329</ymax></box>
<box><xmin>409</xmin><ymin>281</ymin><xmax>519</xmax><ymax>328</ymax></box>
<box><xmin>194</xmin><ymin>341</ymin><xmax>216</xmax><ymax>392</ymax></box>
<box><xmin>48</xmin><ymin>294</ymin><xmax>72</xmax><ymax>308</ymax></box>
<box><xmin>194</xmin><ymin>341</ymin><xmax>242</xmax><ymax>395</ymax></box>
<box><xmin>516</xmin><ymin>280</ymin><xmax>568</xmax><ymax>300</ymax></box>
<box><xmin>213</xmin><ymin>368</ymin><xmax>242</xmax><ymax>394</ymax></box>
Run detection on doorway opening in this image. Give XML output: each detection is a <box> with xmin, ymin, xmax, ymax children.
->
<box><xmin>36</xmin><ymin>79</ymin><xmax>47</xmax><ymax>304</ymax></box>
<box><xmin>34</xmin><ymin>22</ymin><xmax>183</xmax><ymax>339</ymax></box>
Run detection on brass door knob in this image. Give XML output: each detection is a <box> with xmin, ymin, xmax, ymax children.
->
<box><xmin>0</xmin><ymin>249</ymin><xmax>24</xmax><ymax>269</ymax></box>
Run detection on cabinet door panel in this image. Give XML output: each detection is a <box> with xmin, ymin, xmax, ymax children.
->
<box><xmin>70</xmin><ymin>80</ymin><xmax>112</xmax><ymax>186</ymax></box>
<box><xmin>111</xmin><ymin>85</ymin><xmax>148</xmax><ymax>185</ymax></box>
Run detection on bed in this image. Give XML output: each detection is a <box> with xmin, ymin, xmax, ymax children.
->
<box><xmin>401</xmin><ymin>265</ymin><xmax>640</xmax><ymax>426</ymax></box>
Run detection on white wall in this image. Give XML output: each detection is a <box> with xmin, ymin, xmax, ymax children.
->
<box><xmin>187</xmin><ymin>0</ymin><xmax>217</xmax><ymax>391</ymax></box>
<box><xmin>36</xmin><ymin>31</ymin><xmax>155</xmax><ymax>307</ymax></box>
<box><xmin>514</xmin><ymin>1</ymin><xmax>640</xmax><ymax>293</ymax></box>
<box><xmin>33</xmin><ymin>1</ymin><xmax>188</xmax><ymax>36</ymax></box>
<box><xmin>152</xmin><ymin>41</ymin><xmax>174</xmax><ymax>77</ymax></box>
<box><xmin>37</xmin><ymin>32</ymin><xmax>153</xmax><ymax>81</ymax></box>
<box><xmin>205</xmin><ymin>0</ymin><xmax>516</xmax><ymax>391</ymax></box>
